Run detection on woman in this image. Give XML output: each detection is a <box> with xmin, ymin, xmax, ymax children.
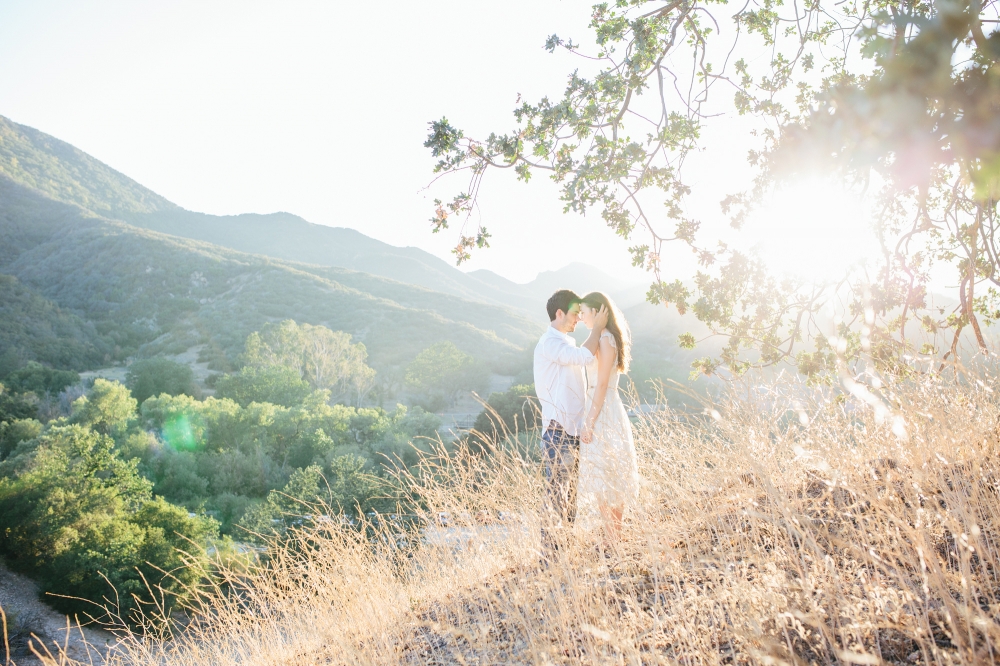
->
<box><xmin>577</xmin><ymin>292</ymin><xmax>640</xmax><ymax>548</ymax></box>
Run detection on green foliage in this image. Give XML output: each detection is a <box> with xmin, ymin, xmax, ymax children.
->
<box><xmin>240</xmin><ymin>320</ymin><xmax>376</xmax><ymax>405</ymax></box>
<box><xmin>0</xmin><ymin>424</ymin><xmax>216</xmax><ymax>620</ymax></box>
<box><xmin>215</xmin><ymin>365</ymin><xmax>312</xmax><ymax>407</ymax></box>
<box><xmin>236</xmin><ymin>458</ymin><xmax>382</xmax><ymax>544</ymax></box>
<box><xmin>137</xmin><ymin>391</ymin><xmax>439</xmax><ymax>525</ymax></box>
<box><xmin>0</xmin><ymin>418</ymin><xmax>42</xmax><ymax>461</ymax></box>
<box><xmin>0</xmin><ymin>383</ymin><xmax>38</xmax><ymax>425</ymax></box>
<box><xmin>72</xmin><ymin>379</ymin><xmax>137</xmax><ymax>436</ymax></box>
<box><xmin>470</xmin><ymin>384</ymin><xmax>539</xmax><ymax>449</ymax></box>
<box><xmin>405</xmin><ymin>341</ymin><xmax>490</xmax><ymax>406</ymax></box>
<box><xmin>3</xmin><ymin>361</ymin><xmax>79</xmax><ymax>395</ymax></box>
<box><xmin>0</xmin><ymin>274</ymin><xmax>110</xmax><ymax>373</ymax></box>
<box><xmin>126</xmin><ymin>357</ymin><xmax>197</xmax><ymax>404</ymax></box>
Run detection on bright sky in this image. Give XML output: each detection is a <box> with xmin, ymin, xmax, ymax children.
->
<box><xmin>0</xmin><ymin>0</ymin><xmax>880</xmax><ymax>286</ymax></box>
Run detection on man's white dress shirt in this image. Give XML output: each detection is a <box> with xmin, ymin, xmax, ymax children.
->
<box><xmin>533</xmin><ymin>325</ymin><xmax>595</xmax><ymax>437</ymax></box>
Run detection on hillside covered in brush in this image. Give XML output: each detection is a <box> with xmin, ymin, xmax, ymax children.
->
<box><xmin>0</xmin><ymin>116</ymin><xmax>542</xmax><ymax>375</ymax></box>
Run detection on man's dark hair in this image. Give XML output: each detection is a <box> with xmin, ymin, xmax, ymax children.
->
<box><xmin>546</xmin><ymin>289</ymin><xmax>580</xmax><ymax>321</ymax></box>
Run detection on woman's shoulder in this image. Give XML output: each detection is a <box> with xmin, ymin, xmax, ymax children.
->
<box><xmin>600</xmin><ymin>330</ymin><xmax>617</xmax><ymax>347</ymax></box>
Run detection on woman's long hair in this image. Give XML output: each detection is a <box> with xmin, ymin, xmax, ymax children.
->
<box><xmin>582</xmin><ymin>292</ymin><xmax>631</xmax><ymax>372</ymax></box>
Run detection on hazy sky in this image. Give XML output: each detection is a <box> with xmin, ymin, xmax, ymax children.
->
<box><xmin>0</xmin><ymin>0</ymin><xmax>876</xmax><ymax>285</ymax></box>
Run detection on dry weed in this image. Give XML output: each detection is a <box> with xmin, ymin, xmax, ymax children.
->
<box><xmin>22</xmin><ymin>374</ymin><xmax>1000</xmax><ymax>665</ymax></box>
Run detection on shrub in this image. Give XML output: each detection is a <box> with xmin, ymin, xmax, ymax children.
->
<box><xmin>2</xmin><ymin>361</ymin><xmax>79</xmax><ymax>395</ymax></box>
<box><xmin>0</xmin><ymin>418</ymin><xmax>42</xmax><ymax>461</ymax></box>
<box><xmin>0</xmin><ymin>424</ymin><xmax>216</xmax><ymax>622</ymax></box>
<box><xmin>469</xmin><ymin>383</ymin><xmax>538</xmax><ymax>449</ymax></box>
<box><xmin>126</xmin><ymin>357</ymin><xmax>197</xmax><ymax>404</ymax></box>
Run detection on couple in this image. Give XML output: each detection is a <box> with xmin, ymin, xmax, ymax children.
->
<box><xmin>533</xmin><ymin>289</ymin><xmax>639</xmax><ymax>552</ymax></box>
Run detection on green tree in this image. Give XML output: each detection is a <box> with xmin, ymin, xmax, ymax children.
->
<box><xmin>405</xmin><ymin>341</ymin><xmax>489</xmax><ymax>407</ymax></box>
<box><xmin>214</xmin><ymin>365</ymin><xmax>311</xmax><ymax>407</ymax></box>
<box><xmin>0</xmin><ymin>383</ymin><xmax>37</xmax><ymax>425</ymax></box>
<box><xmin>126</xmin><ymin>357</ymin><xmax>197</xmax><ymax>404</ymax></box>
<box><xmin>242</xmin><ymin>320</ymin><xmax>376</xmax><ymax>405</ymax></box>
<box><xmin>3</xmin><ymin>362</ymin><xmax>79</xmax><ymax>395</ymax></box>
<box><xmin>470</xmin><ymin>384</ymin><xmax>539</xmax><ymax>450</ymax></box>
<box><xmin>236</xmin><ymin>460</ymin><xmax>381</xmax><ymax>543</ymax></box>
<box><xmin>72</xmin><ymin>379</ymin><xmax>137</xmax><ymax>436</ymax></box>
<box><xmin>0</xmin><ymin>418</ymin><xmax>42</xmax><ymax>461</ymax></box>
<box><xmin>0</xmin><ymin>424</ymin><xmax>216</xmax><ymax>620</ymax></box>
<box><xmin>426</xmin><ymin>0</ymin><xmax>1000</xmax><ymax>380</ymax></box>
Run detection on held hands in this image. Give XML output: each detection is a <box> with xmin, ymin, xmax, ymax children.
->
<box><xmin>580</xmin><ymin>422</ymin><xmax>595</xmax><ymax>443</ymax></box>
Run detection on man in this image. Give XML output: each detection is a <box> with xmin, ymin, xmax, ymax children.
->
<box><xmin>533</xmin><ymin>289</ymin><xmax>608</xmax><ymax>551</ymax></box>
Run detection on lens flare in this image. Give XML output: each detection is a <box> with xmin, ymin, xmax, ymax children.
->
<box><xmin>162</xmin><ymin>413</ymin><xmax>198</xmax><ymax>451</ymax></box>
<box><xmin>740</xmin><ymin>179</ymin><xmax>879</xmax><ymax>281</ymax></box>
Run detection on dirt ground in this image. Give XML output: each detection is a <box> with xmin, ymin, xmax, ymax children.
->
<box><xmin>0</xmin><ymin>563</ymin><xmax>118</xmax><ymax>665</ymax></box>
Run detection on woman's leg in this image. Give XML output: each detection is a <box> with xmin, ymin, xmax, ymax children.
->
<box><xmin>598</xmin><ymin>503</ymin><xmax>624</xmax><ymax>545</ymax></box>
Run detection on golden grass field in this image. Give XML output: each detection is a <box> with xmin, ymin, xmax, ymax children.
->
<box><xmin>17</xmin><ymin>374</ymin><xmax>1000</xmax><ymax>665</ymax></box>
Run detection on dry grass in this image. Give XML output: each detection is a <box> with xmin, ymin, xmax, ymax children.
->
<box><xmin>22</xmin><ymin>374</ymin><xmax>1000</xmax><ymax>665</ymax></box>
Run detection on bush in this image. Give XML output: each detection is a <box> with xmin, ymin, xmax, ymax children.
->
<box><xmin>0</xmin><ymin>383</ymin><xmax>38</xmax><ymax>425</ymax></box>
<box><xmin>0</xmin><ymin>418</ymin><xmax>42</xmax><ymax>461</ymax></box>
<box><xmin>236</xmin><ymin>459</ymin><xmax>382</xmax><ymax>544</ymax></box>
<box><xmin>0</xmin><ymin>424</ymin><xmax>216</xmax><ymax>622</ymax></box>
<box><xmin>126</xmin><ymin>357</ymin><xmax>197</xmax><ymax>404</ymax></box>
<box><xmin>2</xmin><ymin>361</ymin><xmax>79</xmax><ymax>395</ymax></box>
<box><xmin>469</xmin><ymin>383</ymin><xmax>538</xmax><ymax>450</ymax></box>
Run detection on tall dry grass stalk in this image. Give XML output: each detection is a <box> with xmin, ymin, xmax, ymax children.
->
<box><xmin>26</xmin><ymin>374</ymin><xmax>1000</xmax><ymax>665</ymax></box>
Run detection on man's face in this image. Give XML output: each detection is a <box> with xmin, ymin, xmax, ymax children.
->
<box><xmin>557</xmin><ymin>303</ymin><xmax>581</xmax><ymax>332</ymax></box>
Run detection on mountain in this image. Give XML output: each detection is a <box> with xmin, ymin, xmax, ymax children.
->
<box><xmin>0</xmin><ymin>114</ymin><xmax>174</xmax><ymax>217</ymax></box>
<box><xmin>0</xmin><ymin>116</ymin><xmax>542</xmax><ymax>375</ymax></box>
<box><xmin>0</xmin><ymin>113</ymin><xmax>699</xmax><ymax>394</ymax></box>
<box><xmin>0</xmin><ymin>114</ymin><xmax>531</xmax><ymax>314</ymax></box>
<box><xmin>0</xmin><ymin>114</ymin><xmax>637</xmax><ymax>318</ymax></box>
<box><xmin>122</xmin><ymin>209</ymin><xmax>545</xmax><ymax>313</ymax></box>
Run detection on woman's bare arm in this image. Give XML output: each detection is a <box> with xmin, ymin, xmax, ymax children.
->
<box><xmin>581</xmin><ymin>336</ymin><xmax>616</xmax><ymax>442</ymax></box>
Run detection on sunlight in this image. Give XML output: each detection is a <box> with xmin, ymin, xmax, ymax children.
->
<box><xmin>740</xmin><ymin>180</ymin><xmax>879</xmax><ymax>281</ymax></box>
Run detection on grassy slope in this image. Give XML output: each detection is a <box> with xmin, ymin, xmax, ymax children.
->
<box><xmin>0</xmin><ymin>115</ymin><xmax>174</xmax><ymax>217</ymax></box>
<box><xmin>89</xmin><ymin>377</ymin><xmax>1000</xmax><ymax>665</ymax></box>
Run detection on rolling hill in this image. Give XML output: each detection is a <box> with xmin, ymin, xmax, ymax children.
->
<box><xmin>0</xmin><ymin>116</ymin><xmax>545</xmax><ymax>375</ymax></box>
<box><xmin>0</xmin><ymin>116</ymin><xmax>649</xmax><ymax>318</ymax></box>
<box><xmin>0</xmin><ymin>113</ymin><xmax>704</xmax><ymax>394</ymax></box>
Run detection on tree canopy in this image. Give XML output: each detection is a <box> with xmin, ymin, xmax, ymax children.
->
<box><xmin>0</xmin><ymin>424</ymin><xmax>216</xmax><ymax>620</ymax></box>
<box><xmin>405</xmin><ymin>341</ymin><xmax>490</xmax><ymax>407</ymax></box>
<box><xmin>426</xmin><ymin>0</ymin><xmax>1000</xmax><ymax>381</ymax></box>
<box><xmin>126</xmin><ymin>357</ymin><xmax>197</xmax><ymax>404</ymax></box>
<box><xmin>241</xmin><ymin>320</ymin><xmax>377</xmax><ymax>405</ymax></box>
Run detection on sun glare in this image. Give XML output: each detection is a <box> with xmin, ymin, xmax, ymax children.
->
<box><xmin>740</xmin><ymin>180</ymin><xmax>878</xmax><ymax>281</ymax></box>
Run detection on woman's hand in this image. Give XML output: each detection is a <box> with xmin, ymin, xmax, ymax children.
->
<box><xmin>580</xmin><ymin>424</ymin><xmax>594</xmax><ymax>443</ymax></box>
<box><xmin>593</xmin><ymin>305</ymin><xmax>609</xmax><ymax>331</ymax></box>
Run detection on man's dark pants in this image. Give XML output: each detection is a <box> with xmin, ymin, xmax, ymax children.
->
<box><xmin>540</xmin><ymin>420</ymin><xmax>579</xmax><ymax>549</ymax></box>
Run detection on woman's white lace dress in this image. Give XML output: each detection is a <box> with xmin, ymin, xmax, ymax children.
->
<box><xmin>577</xmin><ymin>330</ymin><xmax>640</xmax><ymax>521</ymax></box>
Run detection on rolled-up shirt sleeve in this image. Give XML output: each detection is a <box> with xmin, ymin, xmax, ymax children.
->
<box><xmin>542</xmin><ymin>336</ymin><xmax>594</xmax><ymax>366</ymax></box>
